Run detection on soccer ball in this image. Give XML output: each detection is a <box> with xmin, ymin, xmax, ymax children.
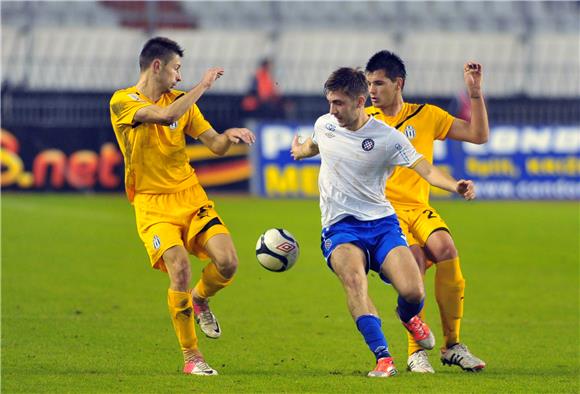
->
<box><xmin>255</xmin><ymin>228</ymin><xmax>300</xmax><ymax>272</ymax></box>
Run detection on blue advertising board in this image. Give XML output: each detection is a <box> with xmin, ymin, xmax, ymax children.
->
<box><xmin>251</xmin><ymin>123</ymin><xmax>580</xmax><ymax>200</ymax></box>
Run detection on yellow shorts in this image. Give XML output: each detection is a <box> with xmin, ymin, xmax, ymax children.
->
<box><xmin>133</xmin><ymin>183</ymin><xmax>229</xmax><ymax>272</ymax></box>
<box><xmin>395</xmin><ymin>205</ymin><xmax>450</xmax><ymax>247</ymax></box>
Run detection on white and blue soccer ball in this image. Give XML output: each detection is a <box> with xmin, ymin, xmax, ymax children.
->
<box><xmin>255</xmin><ymin>228</ymin><xmax>300</xmax><ymax>272</ymax></box>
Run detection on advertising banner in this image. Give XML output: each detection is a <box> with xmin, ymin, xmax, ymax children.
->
<box><xmin>1</xmin><ymin>126</ymin><xmax>251</xmax><ymax>193</ymax></box>
<box><xmin>251</xmin><ymin>123</ymin><xmax>580</xmax><ymax>200</ymax></box>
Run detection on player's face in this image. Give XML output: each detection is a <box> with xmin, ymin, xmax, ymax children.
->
<box><xmin>327</xmin><ymin>90</ymin><xmax>360</xmax><ymax>129</ymax></box>
<box><xmin>159</xmin><ymin>55</ymin><xmax>182</xmax><ymax>92</ymax></box>
<box><xmin>367</xmin><ymin>70</ymin><xmax>400</xmax><ymax>109</ymax></box>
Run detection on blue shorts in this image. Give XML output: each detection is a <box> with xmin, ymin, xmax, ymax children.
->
<box><xmin>320</xmin><ymin>214</ymin><xmax>408</xmax><ymax>283</ymax></box>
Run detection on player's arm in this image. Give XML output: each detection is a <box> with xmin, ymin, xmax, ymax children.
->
<box><xmin>133</xmin><ymin>67</ymin><xmax>224</xmax><ymax>126</ymax></box>
<box><xmin>197</xmin><ymin>127</ymin><xmax>256</xmax><ymax>156</ymax></box>
<box><xmin>446</xmin><ymin>62</ymin><xmax>489</xmax><ymax>144</ymax></box>
<box><xmin>291</xmin><ymin>135</ymin><xmax>319</xmax><ymax>160</ymax></box>
<box><xmin>411</xmin><ymin>159</ymin><xmax>476</xmax><ymax>200</ymax></box>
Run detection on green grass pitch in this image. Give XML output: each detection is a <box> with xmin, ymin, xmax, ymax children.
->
<box><xmin>2</xmin><ymin>194</ymin><xmax>578</xmax><ymax>393</ymax></box>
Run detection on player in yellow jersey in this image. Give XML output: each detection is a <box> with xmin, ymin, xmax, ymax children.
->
<box><xmin>365</xmin><ymin>50</ymin><xmax>489</xmax><ymax>373</ymax></box>
<box><xmin>110</xmin><ymin>37</ymin><xmax>255</xmax><ymax>376</ymax></box>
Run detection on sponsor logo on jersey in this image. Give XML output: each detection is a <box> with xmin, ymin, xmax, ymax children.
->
<box><xmin>169</xmin><ymin>121</ymin><xmax>178</xmax><ymax>130</ymax></box>
<box><xmin>325</xmin><ymin>132</ymin><xmax>335</xmax><ymax>138</ymax></box>
<box><xmin>405</xmin><ymin>125</ymin><xmax>416</xmax><ymax>140</ymax></box>
<box><xmin>128</xmin><ymin>93</ymin><xmax>143</xmax><ymax>101</ymax></box>
<box><xmin>362</xmin><ymin>138</ymin><xmax>375</xmax><ymax>151</ymax></box>
<box><xmin>395</xmin><ymin>143</ymin><xmax>411</xmax><ymax>163</ymax></box>
<box><xmin>325</xmin><ymin>123</ymin><xmax>336</xmax><ymax>132</ymax></box>
<box><xmin>153</xmin><ymin>235</ymin><xmax>161</xmax><ymax>250</ymax></box>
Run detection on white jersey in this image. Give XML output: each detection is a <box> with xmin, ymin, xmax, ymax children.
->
<box><xmin>312</xmin><ymin>114</ymin><xmax>423</xmax><ymax>227</ymax></box>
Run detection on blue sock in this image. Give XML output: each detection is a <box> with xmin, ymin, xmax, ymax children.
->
<box><xmin>355</xmin><ymin>315</ymin><xmax>391</xmax><ymax>360</ymax></box>
<box><xmin>397</xmin><ymin>296</ymin><xmax>424</xmax><ymax>323</ymax></box>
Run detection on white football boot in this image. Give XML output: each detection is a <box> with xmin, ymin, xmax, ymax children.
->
<box><xmin>183</xmin><ymin>357</ymin><xmax>218</xmax><ymax>376</ymax></box>
<box><xmin>407</xmin><ymin>350</ymin><xmax>435</xmax><ymax>373</ymax></box>
<box><xmin>441</xmin><ymin>343</ymin><xmax>486</xmax><ymax>372</ymax></box>
<box><xmin>193</xmin><ymin>299</ymin><xmax>221</xmax><ymax>339</ymax></box>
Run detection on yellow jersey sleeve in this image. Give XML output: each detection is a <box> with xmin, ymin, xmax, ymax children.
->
<box><xmin>110</xmin><ymin>90</ymin><xmax>151</xmax><ymax>127</ymax></box>
<box><xmin>184</xmin><ymin>104</ymin><xmax>212</xmax><ymax>138</ymax></box>
<box><xmin>429</xmin><ymin>105</ymin><xmax>455</xmax><ymax>141</ymax></box>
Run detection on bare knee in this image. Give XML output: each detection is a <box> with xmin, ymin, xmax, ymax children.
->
<box><xmin>400</xmin><ymin>286</ymin><xmax>425</xmax><ymax>304</ymax></box>
<box><xmin>426</xmin><ymin>232</ymin><xmax>458</xmax><ymax>262</ymax></box>
<box><xmin>214</xmin><ymin>249</ymin><xmax>238</xmax><ymax>279</ymax></box>
<box><xmin>340</xmin><ymin>270</ymin><xmax>367</xmax><ymax>292</ymax></box>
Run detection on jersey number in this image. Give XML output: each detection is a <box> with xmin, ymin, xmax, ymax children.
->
<box><xmin>422</xmin><ymin>209</ymin><xmax>437</xmax><ymax>219</ymax></box>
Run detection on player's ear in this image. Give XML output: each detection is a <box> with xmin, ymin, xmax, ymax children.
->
<box><xmin>152</xmin><ymin>59</ymin><xmax>162</xmax><ymax>73</ymax></box>
<box><xmin>397</xmin><ymin>77</ymin><xmax>405</xmax><ymax>92</ymax></box>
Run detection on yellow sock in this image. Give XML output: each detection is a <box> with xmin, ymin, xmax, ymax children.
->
<box><xmin>193</xmin><ymin>262</ymin><xmax>233</xmax><ymax>299</ymax></box>
<box><xmin>407</xmin><ymin>306</ymin><xmax>426</xmax><ymax>356</ymax></box>
<box><xmin>167</xmin><ymin>289</ymin><xmax>198</xmax><ymax>360</ymax></box>
<box><xmin>435</xmin><ymin>257</ymin><xmax>465</xmax><ymax>349</ymax></box>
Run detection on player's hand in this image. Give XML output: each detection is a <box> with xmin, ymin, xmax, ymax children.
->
<box><xmin>463</xmin><ymin>62</ymin><xmax>483</xmax><ymax>98</ymax></box>
<box><xmin>200</xmin><ymin>67</ymin><xmax>225</xmax><ymax>89</ymax></box>
<box><xmin>290</xmin><ymin>135</ymin><xmax>303</xmax><ymax>160</ymax></box>
<box><xmin>456</xmin><ymin>179</ymin><xmax>476</xmax><ymax>200</ymax></box>
<box><xmin>224</xmin><ymin>128</ymin><xmax>255</xmax><ymax>145</ymax></box>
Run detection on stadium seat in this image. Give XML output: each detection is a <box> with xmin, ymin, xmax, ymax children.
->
<box><xmin>274</xmin><ymin>30</ymin><xmax>398</xmax><ymax>94</ymax></box>
<box><xmin>527</xmin><ymin>33</ymin><xmax>580</xmax><ymax>97</ymax></box>
<box><xmin>155</xmin><ymin>29</ymin><xmax>270</xmax><ymax>93</ymax></box>
<box><xmin>400</xmin><ymin>32</ymin><xmax>525</xmax><ymax>97</ymax></box>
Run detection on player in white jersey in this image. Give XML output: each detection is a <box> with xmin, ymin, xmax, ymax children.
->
<box><xmin>291</xmin><ymin>68</ymin><xmax>475</xmax><ymax>377</ymax></box>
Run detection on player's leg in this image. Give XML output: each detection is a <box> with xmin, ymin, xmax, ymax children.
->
<box><xmin>424</xmin><ymin>230</ymin><xmax>462</xmax><ymax>348</ymax></box>
<box><xmin>133</xmin><ymin>192</ymin><xmax>217</xmax><ymax>376</ymax></box>
<box><xmin>395</xmin><ymin>209</ymin><xmax>434</xmax><ymax>372</ymax></box>
<box><xmin>193</xmin><ymin>233</ymin><xmax>238</xmax><ymax>300</ymax></box>
<box><xmin>329</xmin><ymin>243</ymin><xmax>395</xmax><ymax>378</ymax></box>
<box><xmin>183</xmin><ymin>189</ymin><xmax>234</xmax><ymax>339</ymax></box>
<box><xmin>405</xmin><ymin>244</ymin><xmax>435</xmax><ymax>373</ymax></box>
<box><xmin>424</xmin><ymin>230</ymin><xmax>485</xmax><ymax>371</ymax></box>
<box><xmin>330</xmin><ymin>243</ymin><xmax>375</xmax><ymax>319</ymax></box>
<box><xmin>380</xmin><ymin>245</ymin><xmax>435</xmax><ymax>350</ymax></box>
<box><xmin>163</xmin><ymin>245</ymin><xmax>218</xmax><ymax>375</ymax></box>
<box><xmin>191</xmin><ymin>233</ymin><xmax>237</xmax><ymax>339</ymax></box>
<box><xmin>413</xmin><ymin>205</ymin><xmax>485</xmax><ymax>371</ymax></box>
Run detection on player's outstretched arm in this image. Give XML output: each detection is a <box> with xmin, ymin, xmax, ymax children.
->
<box><xmin>290</xmin><ymin>135</ymin><xmax>319</xmax><ymax>160</ymax></box>
<box><xmin>447</xmin><ymin>62</ymin><xmax>489</xmax><ymax>144</ymax></box>
<box><xmin>198</xmin><ymin>127</ymin><xmax>256</xmax><ymax>156</ymax></box>
<box><xmin>412</xmin><ymin>159</ymin><xmax>476</xmax><ymax>200</ymax></box>
<box><xmin>134</xmin><ymin>67</ymin><xmax>224</xmax><ymax>125</ymax></box>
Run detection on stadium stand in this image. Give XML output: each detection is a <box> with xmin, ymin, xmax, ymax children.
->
<box><xmin>273</xmin><ymin>30</ymin><xmax>398</xmax><ymax>94</ymax></box>
<box><xmin>100</xmin><ymin>1</ymin><xmax>196</xmax><ymax>30</ymax></box>
<box><xmin>1</xmin><ymin>1</ymin><xmax>120</xmax><ymax>27</ymax></box>
<box><xmin>154</xmin><ymin>29</ymin><xmax>271</xmax><ymax>93</ymax></box>
<box><xmin>399</xmin><ymin>32</ymin><xmax>526</xmax><ymax>97</ymax></box>
<box><xmin>527</xmin><ymin>33</ymin><xmax>580</xmax><ymax>97</ymax></box>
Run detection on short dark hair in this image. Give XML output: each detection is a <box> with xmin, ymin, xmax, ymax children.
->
<box><xmin>324</xmin><ymin>67</ymin><xmax>369</xmax><ymax>100</ymax></box>
<box><xmin>365</xmin><ymin>50</ymin><xmax>407</xmax><ymax>83</ymax></box>
<box><xmin>139</xmin><ymin>37</ymin><xmax>184</xmax><ymax>71</ymax></box>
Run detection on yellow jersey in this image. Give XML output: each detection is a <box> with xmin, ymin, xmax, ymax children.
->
<box><xmin>110</xmin><ymin>86</ymin><xmax>211</xmax><ymax>202</ymax></box>
<box><xmin>366</xmin><ymin>103</ymin><xmax>454</xmax><ymax>208</ymax></box>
